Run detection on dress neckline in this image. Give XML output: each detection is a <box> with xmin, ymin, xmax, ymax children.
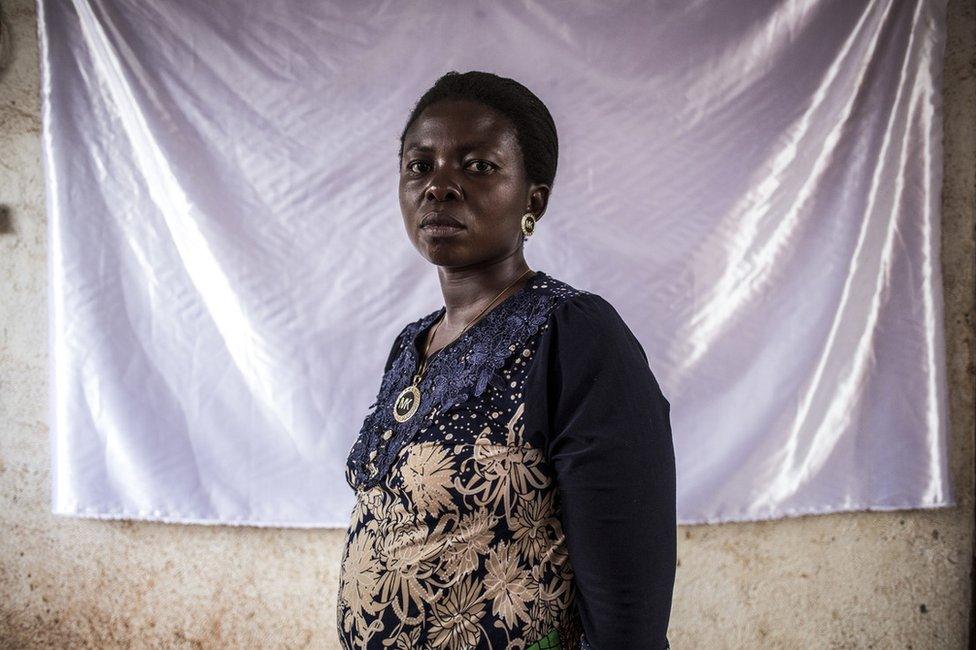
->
<box><xmin>411</xmin><ymin>270</ymin><xmax>546</xmax><ymax>364</ymax></box>
<box><xmin>346</xmin><ymin>268</ymin><xmax>583</xmax><ymax>491</ymax></box>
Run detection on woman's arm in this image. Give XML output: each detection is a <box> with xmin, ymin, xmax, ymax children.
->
<box><xmin>542</xmin><ymin>293</ymin><xmax>676</xmax><ymax>649</ymax></box>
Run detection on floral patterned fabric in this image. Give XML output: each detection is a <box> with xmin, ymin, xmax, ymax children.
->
<box><xmin>337</xmin><ymin>271</ymin><xmax>675</xmax><ymax>649</ymax></box>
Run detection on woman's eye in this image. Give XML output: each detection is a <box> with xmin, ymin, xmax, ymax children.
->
<box><xmin>467</xmin><ymin>160</ymin><xmax>495</xmax><ymax>173</ymax></box>
<box><xmin>405</xmin><ymin>160</ymin><xmax>495</xmax><ymax>174</ymax></box>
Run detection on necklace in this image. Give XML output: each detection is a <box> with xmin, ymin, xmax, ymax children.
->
<box><xmin>392</xmin><ymin>268</ymin><xmax>535</xmax><ymax>423</ymax></box>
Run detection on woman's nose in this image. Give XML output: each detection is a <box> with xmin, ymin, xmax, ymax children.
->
<box><xmin>424</xmin><ymin>166</ymin><xmax>463</xmax><ymax>202</ymax></box>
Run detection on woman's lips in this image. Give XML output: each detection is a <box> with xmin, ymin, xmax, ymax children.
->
<box><xmin>420</xmin><ymin>222</ymin><xmax>465</xmax><ymax>236</ymax></box>
<box><xmin>421</xmin><ymin>211</ymin><xmax>464</xmax><ymax>227</ymax></box>
<box><xmin>420</xmin><ymin>211</ymin><xmax>465</xmax><ymax>235</ymax></box>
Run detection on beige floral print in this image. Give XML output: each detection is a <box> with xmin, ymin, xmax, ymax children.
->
<box><xmin>454</xmin><ymin>405</ymin><xmax>550</xmax><ymax>522</ymax></box>
<box><xmin>338</xmin><ymin>528</ymin><xmax>385</xmax><ymax>643</ymax></box>
<box><xmin>483</xmin><ymin>540</ymin><xmax>535</xmax><ymax>629</ymax></box>
<box><xmin>435</xmin><ymin>507</ymin><xmax>498</xmax><ymax>584</ymax></box>
<box><xmin>339</xmin><ymin>397</ymin><xmax>583</xmax><ymax>649</ymax></box>
<box><xmin>401</xmin><ymin>442</ymin><xmax>456</xmax><ymax>517</ymax></box>
<box><xmin>373</xmin><ymin>501</ymin><xmax>451</xmax><ymax>639</ymax></box>
<box><xmin>427</xmin><ymin>573</ymin><xmax>487</xmax><ymax>649</ymax></box>
<box><xmin>533</xmin><ymin>572</ymin><xmax>576</xmax><ymax>620</ymax></box>
<box><xmin>348</xmin><ymin>483</ymin><xmax>388</xmax><ymax>532</ymax></box>
<box><xmin>511</xmin><ymin>489</ymin><xmax>558</xmax><ymax>565</ymax></box>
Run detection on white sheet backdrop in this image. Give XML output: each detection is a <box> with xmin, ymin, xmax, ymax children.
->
<box><xmin>38</xmin><ymin>0</ymin><xmax>954</xmax><ymax>527</ymax></box>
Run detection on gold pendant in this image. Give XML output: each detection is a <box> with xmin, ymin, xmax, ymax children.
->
<box><xmin>393</xmin><ymin>384</ymin><xmax>421</xmax><ymax>422</ymax></box>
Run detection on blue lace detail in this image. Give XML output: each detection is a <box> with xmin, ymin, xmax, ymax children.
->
<box><xmin>345</xmin><ymin>270</ymin><xmax>582</xmax><ymax>491</ymax></box>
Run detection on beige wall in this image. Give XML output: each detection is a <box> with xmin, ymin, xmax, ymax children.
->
<box><xmin>1</xmin><ymin>0</ymin><xmax>972</xmax><ymax>647</ymax></box>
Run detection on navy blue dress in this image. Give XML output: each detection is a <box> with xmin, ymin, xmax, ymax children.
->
<box><xmin>338</xmin><ymin>270</ymin><xmax>675</xmax><ymax>649</ymax></box>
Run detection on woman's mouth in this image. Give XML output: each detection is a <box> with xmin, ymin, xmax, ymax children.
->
<box><xmin>420</xmin><ymin>222</ymin><xmax>465</xmax><ymax>236</ymax></box>
<box><xmin>420</xmin><ymin>212</ymin><xmax>466</xmax><ymax>236</ymax></box>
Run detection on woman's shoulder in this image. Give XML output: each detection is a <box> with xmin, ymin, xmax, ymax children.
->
<box><xmin>541</xmin><ymin>279</ymin><xmax>647</xmax><ymax>362</ymax></box>
<box><xmin>529</xmin><ymin>270</ymin><xmax>624</xmax><ymax>317</ymax></box>
<box><xmin>547</xmin><ymin>285</ymin><xmax>625</xmax><ymax>324</ymax></box>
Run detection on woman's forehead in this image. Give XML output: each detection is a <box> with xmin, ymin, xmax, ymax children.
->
<box><xmin>405</xmin><ymin>102</ymin><xmax>517</xmax><ymax>151</ymax></box>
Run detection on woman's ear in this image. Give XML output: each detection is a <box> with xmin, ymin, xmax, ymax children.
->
<box><xmin>528</xmin><ymin>184</ymin><xmax>551</xmax><ymax>222</ymax></box>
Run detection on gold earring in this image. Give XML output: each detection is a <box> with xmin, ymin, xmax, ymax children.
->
<box><xmin>521</xmin><ymin>213</ymin><xmax>536</xmax><ymax>238</ymax></box>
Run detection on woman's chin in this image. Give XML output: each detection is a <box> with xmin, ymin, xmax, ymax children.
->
<box><xmin>420</xmin><ymin>242</ymin><xmax>470</xmax><ymax>266</ymax></box>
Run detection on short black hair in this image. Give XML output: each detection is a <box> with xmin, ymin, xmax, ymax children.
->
<box><xmin>398</xmin><ymin>70</ymin><xmax>558</xmax><ymax>190</ymax></box>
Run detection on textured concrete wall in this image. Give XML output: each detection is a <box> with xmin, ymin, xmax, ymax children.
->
<box><xmin>1</xmin><ymin>0</ymin><xmax>972</xmax><ymax>647</ymax></box>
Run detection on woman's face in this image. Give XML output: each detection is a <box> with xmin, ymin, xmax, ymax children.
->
<box><xmin>399</xmin><ymin>99</ymin><xmax>548</xmax><ymax>269</ymax></box>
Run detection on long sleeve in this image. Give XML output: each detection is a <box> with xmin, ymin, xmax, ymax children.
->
<box><xmin>528</xmin><ymin>292</ymin><xmax>676</xmax><ymax>649</ymax></box>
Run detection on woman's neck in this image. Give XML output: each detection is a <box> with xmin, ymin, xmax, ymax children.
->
<box><xmin>434</xmin><ymin>258</ymin><xmax>534</xmax><ymax>332</ymax></box>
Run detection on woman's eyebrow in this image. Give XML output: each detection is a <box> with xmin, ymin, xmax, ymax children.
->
<box><xmin>405</xmin><ymin>142</ymin><xmax>500</xmax><ymax>155</ymax></box>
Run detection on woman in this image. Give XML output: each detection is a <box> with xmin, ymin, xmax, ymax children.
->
<box><xmin>337</xmin><ymin>70</ymin><xmax>675</xmax><ymax>650</ymax></box>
